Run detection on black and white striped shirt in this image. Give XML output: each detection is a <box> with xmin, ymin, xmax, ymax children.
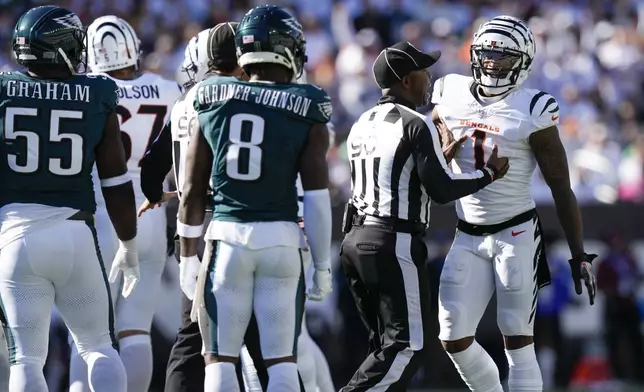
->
<box><xmin>347</xmin><ymin>95</ymin><xmax>494</xmax><ymax>225</ymax></box>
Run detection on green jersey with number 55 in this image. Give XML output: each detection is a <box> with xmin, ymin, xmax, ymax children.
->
<box><xmin>194</xmin><ymin>76</ymin><xmax>332</xmax><ymax>223</ymax></box>
<box><xmin>0</xmin><ymin>71</ymin><xmax>118</xmax><ymax>212</ymax></box>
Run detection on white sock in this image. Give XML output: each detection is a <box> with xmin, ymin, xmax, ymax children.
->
<box><xmin>537</xmin><ymin>347</ymin><xmax>555</xmax><ymax>389</ymax></box>
<box><xmin>297</xmin><ymin>334</ymin><xmax>317</xmax><ymax>392</ymax></box>
<box><xmin>240</xmin><ymin>345</ymin><xmax>262</xmax><ymax>392</ymax></box>
<box><xmin>205</xmin><ymin>362</ymin><xmax>239</xmax><ymax>392</ymax></box>
<box><xmin>267</xmin><ymin>362</ymin><xmax>299</xmax><ymax>392</ymax></box>
<box><xmin>69</xmin><ymin>344</ymin><xmax>90</xmax><ymax>392</ymax></box>
<box><xmin>84</xmin><ymin>346</ymin><xmax>127</xmax><ymax>392</ymax></box>
<box><xmin>446</xmin><ymin>340</ymin><xmax>504</xmax><ymax>392</ymax></box>
<box><xmin>119</xmin><ymin>335</ymin><xmax>153</xmax><ymax>392</ymax></box>
<box><xmin>309</xmin><ymin>339</ymin><xmax>334</xmax><ymax>392</ymax></box>
<box><xmin>9</xmin><ymin>363</ymin><xmax>47</xmax><ymax>392</ymax></box>
<box><xmin>505</xmin><ymin>343</ymin><xmax>542</xmax><ymax>392</ymax></box>
<box><xmin>0</xmin><ymin>332</ymin><xmax>9</xmax><ymax>392</ymax></box>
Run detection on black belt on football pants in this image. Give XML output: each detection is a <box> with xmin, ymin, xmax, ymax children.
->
<box><xmin>456</xmin><ymin>208</ymin><xmax>552</xmax><ymax>288</ymax></box>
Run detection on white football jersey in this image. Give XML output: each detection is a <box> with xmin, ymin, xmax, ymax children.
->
<box><xmin>93</xmin><ymin>72</ymin><xmax>181</xmax><ymax>206</ymax></box>
<box><xmin>170</xmin><ymin>83</ymin><xmax>199</xmax><ymax>194</ymax></box>
<box><xmin>432</xmin><ymin>73</ymin><xmax>560</xmax><ymax>225</ymax></box>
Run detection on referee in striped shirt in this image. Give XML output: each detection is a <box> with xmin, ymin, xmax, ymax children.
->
<box><xmin>340</xmin><ymin>41</ymin><xmax>510</xmax><ymax>391</ymax></box>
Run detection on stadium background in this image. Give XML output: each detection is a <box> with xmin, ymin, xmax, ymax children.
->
<box><xmin>1</xmin><ymin>0</ymin><xmax>644</xmax><ymax>390</ymax></box>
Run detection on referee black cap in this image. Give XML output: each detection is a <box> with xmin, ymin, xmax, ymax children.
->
<box><xmin>372</xmin><ymin>42</ymin><xmax>441</xmax><ymax>88</ymax></box>
<box><xmin>208</xmin><ymin>22</ymin><xmax>238</xmax><ymax>66</ymax></box>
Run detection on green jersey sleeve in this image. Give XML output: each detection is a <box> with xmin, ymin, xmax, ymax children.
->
<box><xmin>298</xmin><ymin>84</ymin><xmax>333</xmax><ymax>124</ymax></box>
<box><xmin>92</xmin><ymin>76</ymin><xmax>119</xmax><ymax>113</ymax></box>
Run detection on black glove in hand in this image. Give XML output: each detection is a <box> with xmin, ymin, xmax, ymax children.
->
<box><xmin>568</xmin><ymin>253</ymin><xmax>598</xmax><ymax>306</ymax></box>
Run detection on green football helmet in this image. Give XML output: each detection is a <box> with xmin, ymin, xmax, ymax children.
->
<box><xmin>235</xmin><ymin>5</ymin><xmax>307</xmax><ymax>78</ymax></box>
<box><xmin>13</xmin><ymin>5</ymin><xmax>86</xmax><ymax>74</ymax></box>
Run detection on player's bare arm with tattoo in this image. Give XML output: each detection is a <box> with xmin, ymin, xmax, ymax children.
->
<box><xmin>178</xmin><ymin>119</ymin><xmax>212</xmax><ymax>260</ymax></box>
<box><xmin>529</xmin><ymin>126</ymin><xmax>597</xmax><ymax>305</ymax></box>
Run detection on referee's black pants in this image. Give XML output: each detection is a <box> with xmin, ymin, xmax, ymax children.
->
<box><xmin>164</xmin><ymin>238</ymin><xmax>306</xmax><ymax>392</ymax></box>
<box><xmin>340</xmin><ymin>221</ymin><xmax>431</xmax><ymax>391</ymax></box>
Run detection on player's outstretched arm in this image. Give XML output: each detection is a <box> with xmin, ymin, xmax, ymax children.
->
<box><xmin>300</xmin><ymin>123</ymin><xmax>332</xmax><ymax>301</ymax></box>
<box><xmin>529</xmin><ymin>126</ymin><xmax>597</xmax><ymax>304</ymax></box>
<box><xmin>529</xmin><ymin>126</ymin><xmax>583</xmax><ymax>256</ymax></box>
<box><xmin>140</xmin><ymin>120</ymin><xmax>174</xmax><ymax>205</ymax></box>
<box><xmin>96</xmin><ymin>112</ymin><xmax>137</xmax><ymax>241</ymax></box>
<box><xmin>177</xmin><ymin>118</ymin><xmax>212</xmax><ymax>259</ymax></box>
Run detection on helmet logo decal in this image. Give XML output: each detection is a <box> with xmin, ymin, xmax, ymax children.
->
<box><xmin>282</xmin><ymin>17</ymin><xmax>303</xmax><ymax>34</ymax></box>
<box><xmin>52</xmin><ymin>13</ymin><xmax>82</xmax><ymax>29</ymax></box>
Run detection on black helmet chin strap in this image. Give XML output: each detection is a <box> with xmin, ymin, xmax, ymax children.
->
<box><xmin>57</xmin><ymin>48</ymin><xmax>76</xmax><ymax>75</ymax></box>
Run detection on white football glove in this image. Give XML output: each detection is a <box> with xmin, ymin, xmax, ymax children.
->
<box><xmin>307</xmin><ymin>268</ymin><xmax>332</xmax><ymax>301</ymax></box>
<box><xmin>179</xmin><ymin>255</ymin><xmax>201</xmax><ymax>300</ymax></box>
<box><xmin>108</xmin><ymin>238</ymin><xmax>140</xmax><ymax>298</ymax></box>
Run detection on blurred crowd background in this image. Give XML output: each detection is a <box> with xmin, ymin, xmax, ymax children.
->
<box><xmin>2</xmin><ymin>0</ymin><xmax>644</xmax><ymax>390</ymax></box>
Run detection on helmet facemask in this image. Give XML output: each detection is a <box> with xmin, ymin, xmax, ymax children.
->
<box><xmin>471</xmin><ymin>45</ymin><xmax>530</xmax><ymax>96</ymax></box>
<box><xmin>66</xmin><ymin>27</ymin><xmax>87</xmax><ymax>74</ymax></box>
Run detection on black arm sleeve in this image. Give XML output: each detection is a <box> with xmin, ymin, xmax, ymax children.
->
<box><xmin>406</xmin><ymin>116</ymin><xmax>492</xmax><ymax>204</ymax></box>
<box><xmin>140</xmin><ymin>120</ymin><xmax>173</xmax><ymax>203</ymax></box>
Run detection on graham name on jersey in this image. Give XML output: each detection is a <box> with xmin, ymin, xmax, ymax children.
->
<box><xmin>3</xmin><ymin>80</ymin><xmax>90</xmax><ymax>102</ymax></box>
<box><xmin>197</xmin><ymin>83</ymin><xmax>312</xmax><ymax>117</ymax></box>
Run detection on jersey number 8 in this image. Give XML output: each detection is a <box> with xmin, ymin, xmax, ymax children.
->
<box><xmin>4</xmin><ymin>107</ymin><xmax>84</xmax><ymax>176</ymax></box>
<box><xmin>226</xmin><ymin>113</ymin><xmax>264</xmax><ymax>181</ymax></box>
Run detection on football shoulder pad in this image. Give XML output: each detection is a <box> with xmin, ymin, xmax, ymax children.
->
<box><xmin>431</xmin><ymin>73</ymin><xmax>473</xmax><ymax>105</ymax></box>
<box><xmin>525</xmin><ymin>89</ymin><xmax>560</xmax><ymax>131</ymax></box>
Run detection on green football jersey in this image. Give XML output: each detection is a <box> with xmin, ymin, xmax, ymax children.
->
<box><xmin>0</xmin><ymin>72</ymin><xmax>118</xmax><ymax>212</ymax></box>
<box><xmin>194</xmin><ymin>76</ymin><xmax>332</xmax><ymax>223</ymax></box>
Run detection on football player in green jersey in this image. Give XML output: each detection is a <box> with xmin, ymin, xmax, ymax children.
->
<box><xmin>0</xmin><ymin>6</ymin><xmax>138</xmax><ymax>392</ymax></box>
<box><xmin>178</xmin><ymin>5</ymin><xmax>333</xmax><ymax>392</ymax></box>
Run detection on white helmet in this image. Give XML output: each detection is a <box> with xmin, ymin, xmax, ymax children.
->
<box><xmin>470</xmin><ymin>15</ymin><xmax>535</xmax><ymax>96</ymax></box>
<box><xmin>176</xmin><ymin>28</ymin><xmax>211</xmax><ymax>90</ymax></box>
<box><xmin>86</xmin><ymin>15</ymin><xmax>141</xmax><ymax>73</ymax></box>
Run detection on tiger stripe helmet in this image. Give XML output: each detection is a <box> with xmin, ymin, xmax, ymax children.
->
<box><xmin>470</xmin><ymin>15</ymin><xmax>535</xmax><ymax>96</ymax></box>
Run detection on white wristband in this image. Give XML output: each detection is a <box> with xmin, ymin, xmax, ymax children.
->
<box><xmin>176</xmin><ymin>221</ymin><xmax>203</xmax><ymax>238</ymax></box>
<box><xmin>313</xmin><ymin>259</ymin><xmax>331</xmax><ymax>272</ymax></box>
<box><xmin>303</xmin><ymin>189</ymin><xmax>332</xmax><ymax>272</ymax></box>
<box><xmin>101</xmin><ymin>173</ymin><xmax>131</xmax><ymax>187</ymax></box>
<box><xmin>119</xmin><ymin>236</ymin><xmax>137</xmax><ymax>252</ymax></box>
<box><xmin>180</xmin><ymin>255</ymin><xmax>200</xmax><ymax>264</ymax></box>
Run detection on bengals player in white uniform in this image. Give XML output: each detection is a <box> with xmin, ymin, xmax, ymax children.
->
<box><xmin>69</xmin><ymin>15</ymin><xmax>181</xmax><ymax>392</ymax></box>
<box><xmin>431</xmin><ymin>16</ymin><xmax>597</xmax><ymax>392</ymax></box>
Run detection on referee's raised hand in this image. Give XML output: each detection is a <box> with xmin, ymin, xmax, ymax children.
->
<box><xmin>486</xmin><ymin>145</ymin><xmax>510</xmax><ymax>180</ymax></box>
